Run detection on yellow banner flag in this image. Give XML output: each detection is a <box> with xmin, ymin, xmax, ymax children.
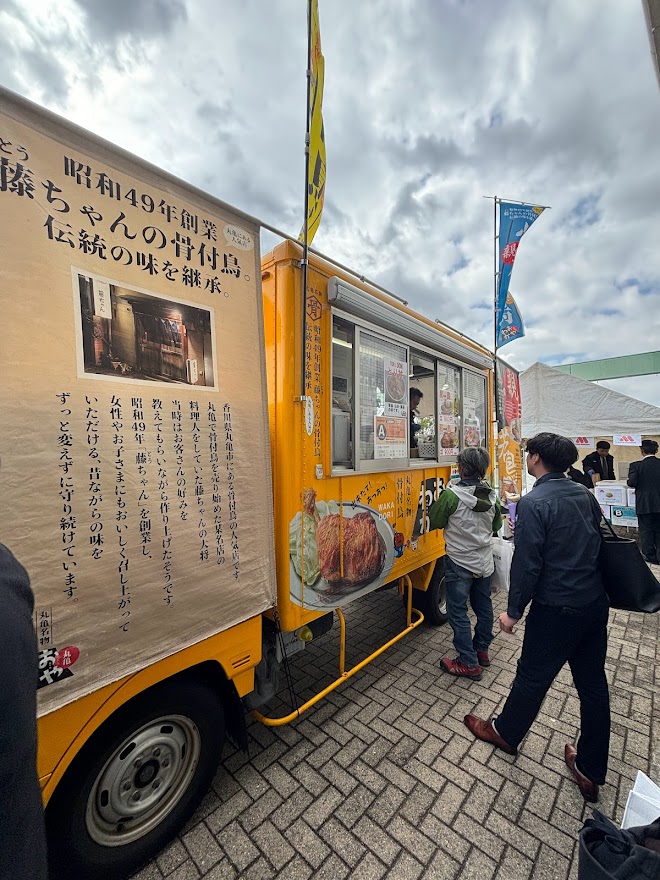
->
<box><xmin>300</xmin><ymin>0</ymin><xmax>326</xmax><ymax>245</ymax></box>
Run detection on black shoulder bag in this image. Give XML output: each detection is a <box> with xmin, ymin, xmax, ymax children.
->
<box><xmin>598</xmin><ymin>517</ymin><xmax>660</xmax><ymax>613</ymax></box>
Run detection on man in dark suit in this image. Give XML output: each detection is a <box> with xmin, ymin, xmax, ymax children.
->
<box><xmin>0</xmin><ymin>544</ymin><xmax>48</xmax><ymax>880</ymax></box>
<box><xmin>582</xmin><ymin>440</ymin><xmax>615</xmax><ymax>486</ymax></box>
<box><xmin>628</xmin><ymin>439</ymin><xmax>660</xmax><ymax>564</ymax></box>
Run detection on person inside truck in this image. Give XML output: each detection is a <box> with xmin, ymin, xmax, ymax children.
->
<box><xmin>409</xmin><ymin>387</ymin><xmax>423</xmax><ymax>453</ymax></box>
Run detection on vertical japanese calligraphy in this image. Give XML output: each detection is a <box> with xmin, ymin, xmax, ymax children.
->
<box><xmin>152</xmin><ymin>399</ymin><xmax>174</xmax><ymax>605</ymax></box>
<box><xmin>224</xmin><ymin>405</ymin><xmax>240</xmax><ymax>580</ymax></box>
<box><xmin>208</xmin><ymin>403</ymin><xmax>225</xmax><ymax>567</ymax></box>
<box><xmin>86</xmin><ymin>396</ymin><xmax>104</xmax><ymax>560</ymax></box>
<box><xmin>112</xmin><ymin>395</ymin><xmax>131</xmax><ymax>631</ymax></box>
<box><xmin>1</xmin><ymin>96</ymin><xmax>275</xmax><ymax>716</ymax></box>
<box><xmin>57</xmin><ymin>393</ymin><xmax>77</xmax><ymax>598</ymax></box>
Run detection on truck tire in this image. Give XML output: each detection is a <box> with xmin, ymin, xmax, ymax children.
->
<box><xmin>407</xmin><ymin>557</ymin><xmax>448</xmax><ymax>626</ymax></box>
<box><xmin>46</xmin><ymin>677</ymin><xmax>226</xmax><ymax>880</ymax></box>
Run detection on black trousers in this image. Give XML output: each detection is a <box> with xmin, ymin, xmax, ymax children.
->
<box><xmin>638</xmin><ymin>512</ymin><xmax>660</xmax><ymax>560</ymax></box>
<box><xmin>495</xmin><ymin>596</ymin><xmax>610</xmax><ymax>785</ymax></box>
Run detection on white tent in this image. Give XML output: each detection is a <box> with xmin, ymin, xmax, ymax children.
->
<box><xmin>520</xmin><ymin>362</ymin><xmax>660</xmax><ymax>438</ymax></box>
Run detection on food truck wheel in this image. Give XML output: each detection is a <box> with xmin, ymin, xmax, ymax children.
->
<box><xmin>46</xmin><ymin>677</ymin><xmax>226</xmax><ymax>880</ymax></box>
<box><xmin>404</xmin><ymin>558</ymin><xmax>448</xmax><ymax>625</ymax></box>
<box><xmin>420</xmin><ymin>557</ymin><xmax>448</xmax><ymax>626</ymax></box>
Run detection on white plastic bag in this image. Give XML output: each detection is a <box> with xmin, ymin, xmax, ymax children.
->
<box><xmin>491</xmin><ymin>537</ymin><xmax>514</xmax><ymax>593</ymax></box>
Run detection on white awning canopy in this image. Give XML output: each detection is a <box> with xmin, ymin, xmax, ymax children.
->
<box><xmin>521</xmin><ymin>362</ymin><xmax>660</xmax><ymax>438</ymax></box>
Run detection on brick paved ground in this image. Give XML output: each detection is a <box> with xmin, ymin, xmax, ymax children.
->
<box><xmin>134</xmin><ymin>575</ymin><xmax>660</xmax><ymax>880</ymax></box>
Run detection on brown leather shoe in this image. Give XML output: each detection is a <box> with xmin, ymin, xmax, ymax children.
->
<box><xmin>564</xmin><ymin>744</ymin><xmax>599</xmax><ymax>802</ymax></box>
<box><xmin>464</xmin><ymin>715</ymin><xmax>517</xmax><ymax>755</ymax></box>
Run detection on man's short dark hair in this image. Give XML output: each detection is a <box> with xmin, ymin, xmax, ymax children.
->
<box><xmin>596</xmin><ymin>440</ymin><xmax>611</xmax><ymax>450</ymax></box>
<box><xmin>457</xmin><ymin>446</ymin><xmax>490</xmax><ymax>479</ymax></box>
<box><xmin>410</xmin><ymin>387</ymin><xmax>423</xmax><ymax>399</ymax></box>
<box><xmin>526</xmin><ymin>433</ymin><xmax>578</xmax><ymax>472</ymax></box>
<box><xmin>641</xmin><ymin>439</ymin><xmax>659</xmax><ymax>455</ymax></box>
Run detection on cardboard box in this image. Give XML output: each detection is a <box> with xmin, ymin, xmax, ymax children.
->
<box><xmin>611</xmin><ymin>506</ymin><xmax>639</xmax><ymax>528</ymax></box>
<box><xmin>594</xmin><ymin>482</ymin><xmax>628</xmax><ymax>507</ymax></box>
<box><xmin>627</xmin><ymin>487</ymin><xmax>636</xmax><ymax>508</ymax></box>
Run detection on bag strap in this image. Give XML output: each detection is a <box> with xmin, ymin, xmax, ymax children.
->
<box><xmin>587</xmin><ymin>493</ymin><xmax>617</xmax><ymax>540</ymax></box>
<box><xmin>600</xmin><ymin>516</ymin><xmax>617</xmax><ymax>540</ymax></box>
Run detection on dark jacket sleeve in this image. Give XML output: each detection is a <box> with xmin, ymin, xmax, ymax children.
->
<box><xmin>627</xmin><ymin>461</ymin><xmax>639</xmax><ymax>488</ymax></box>
<box><xmin>492</xmin><ymin>498</ymin><xmax>503</xmax><ymax>534</ymax></box>
<box><xmin>582</xmin><ymin>453</ymin><xmax>597</xmax><ymax>475</ymax></box>
<box><xmin>606</xmin><ymin>455</ymin><xmax>615</xmax><ymax>480</ymax></box>
<box><xmin>507</xmin><ymin>499</ymin><xmax>546</xmax><ymax>619</ymax></box>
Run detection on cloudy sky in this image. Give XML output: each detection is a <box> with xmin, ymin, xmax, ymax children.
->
<box><xmin>2</xmin><ymin>0</ymin><xmax>660</xmax><ymax>404</ymax></box>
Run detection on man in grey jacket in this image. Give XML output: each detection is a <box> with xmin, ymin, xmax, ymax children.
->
<box><xmin>429</xmin><ymin>447</ymin><xmax>502</xmax><ymax>680</ymax></box>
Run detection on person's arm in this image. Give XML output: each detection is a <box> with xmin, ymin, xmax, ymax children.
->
<box><xmin>582</xmin><ymin>454</ymin><xmax>596</xmax><ymax>476</ymax></box>
<box><xmin>607</xmin><ymin>456</ymin><xmax>615</xmax><ymax>480</ymax></box>
<box><xmin>492</xmin><ymin>497</ymin><xmax>503</xmax><ymax>534</ymax></box>
<box><xmin>428</xmin><ymin>488</ymin><xmax>459</xmax><ymax>530</ymax></box>
<box><xmin>627</xmin><ymin>462</ymin><xmax>638</xmax><ymax>488</ymax></box>
<box><xmin>506</xmin><ymin>500</ymin><xmax>546</xmax><ymax>620</ymax></box>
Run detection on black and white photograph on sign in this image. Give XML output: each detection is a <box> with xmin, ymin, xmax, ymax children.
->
<box><xmin>75</xmin><ymin>271</ymin><xmax>217</xmax><ymax>388</ymax></box>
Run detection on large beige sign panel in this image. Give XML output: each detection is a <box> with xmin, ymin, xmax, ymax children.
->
<box><xmin>0</xmin><ymin>93</ymin><xmax>276</xmax><ymax>715</ymax></box>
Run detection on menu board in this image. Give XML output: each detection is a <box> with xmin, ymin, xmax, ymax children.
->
<box><xmin>384</xmin><ymin>357</ymin><xmax>407</xmax><ymax>417</ymax></box>
<box><xmin>437</xmin><ymin>362</ymin><xmax>460</xmax><ymax>456</ymax></box>
<box><xmin>463</xmin><ymin>371</ymin><xmax>486</xmax><ymax>448</ymax></box>
<box><xmin>374</xmin><ymin>416</ymin><xmax>407</xmax><ymax>459</ymax></box>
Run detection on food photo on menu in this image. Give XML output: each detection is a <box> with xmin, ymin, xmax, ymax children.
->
<box><xmin>464</xmin><ymin>422</ymin><xmax>481</xmax><ymax>447</ymax></box>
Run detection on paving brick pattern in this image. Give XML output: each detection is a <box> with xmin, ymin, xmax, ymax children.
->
<box><xmin>134</xmin><ymin>578</ymin><xmax>660</xmax><ymax>880</ymax></box>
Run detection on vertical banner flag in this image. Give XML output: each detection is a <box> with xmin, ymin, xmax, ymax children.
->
<box><xmin>498</xmin><ymin>291</ymin><xmax>525</xmax><ymax>348</ymax></box>
<box><xmin>299</xmin><ymin>0</ymin><xmax>326</xmax><ymax>245</ymax></box>
<box><xmin>496</xmin><ymin>201</ymin><xmax>545</xmax><ymax>348</ymax></box>
<box><xmin>495</xmin><ymin>358</ymin><xmax>523</xmax><ymax>498</ymax></box>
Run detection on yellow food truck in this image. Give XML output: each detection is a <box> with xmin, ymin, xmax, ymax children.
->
<box><xmin>0</xmin><ymin>87</ymin><xmax>494</xmax><ymax>878</ymax></box>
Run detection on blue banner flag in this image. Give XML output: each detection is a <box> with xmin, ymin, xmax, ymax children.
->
<box><xmin>496</xmin><ymin>201</ymin><xmax>544</xmax><ymax>347</ymax></box>
<box><xmin>498</xmin><ymin>292</ymin><xmax>525</xmax><ymax>348</ymax></box>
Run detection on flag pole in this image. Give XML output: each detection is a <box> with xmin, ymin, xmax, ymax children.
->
<box><xmin>300</xmin><ymin>0</ymin><xmax>313</xmax><ymax>399</ymax></box>
<box><xmin>492</xmin><ymin>196</ymin><xmax>499</xmax><ymax>491</ymax></box>
<box><xmin>493</xmin><ymin>196</ymin><xmax>498</xmax><ymax>357</ymax></box>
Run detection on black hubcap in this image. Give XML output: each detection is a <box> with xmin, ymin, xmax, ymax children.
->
<box><xmin>135</xmin><ymin>759</ymin><xmax>159</xmax><ymax>788</ymax></box>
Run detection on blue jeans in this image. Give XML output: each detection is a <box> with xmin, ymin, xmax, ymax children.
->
<box><xmin>445</xmin><ymin>556</ymin><xmax>494</xmax><ymax>667</ymax></box>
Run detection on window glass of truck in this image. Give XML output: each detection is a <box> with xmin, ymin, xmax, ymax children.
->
<box><xmin>331</xmin><ymin>316</ymin><xmax>354</xmax><ymax>467</ymax></box>
<box><xmin>437</xmin><ymin>361</ymin><xmax>461</xmax><ymax>457</ymax></box>
<box><xmin>358</xmin><ymin>331</ymin><xmax>408</xmax><ymax>467</ymax></box>
<box><xmin>463</xmin><ymin>369</ymin><xmax>488</xmax><ymax>448</ymax></box>
<box><xmin>409</xmin><ymin>350</ymin><xmax>437</xmax><ymax>461</ymax></box>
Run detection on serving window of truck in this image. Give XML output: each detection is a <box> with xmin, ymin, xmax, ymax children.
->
<box><xmin>328</xmin><ymin>277</ymin><xmax>489</xmax><ymax>474</ymax></box>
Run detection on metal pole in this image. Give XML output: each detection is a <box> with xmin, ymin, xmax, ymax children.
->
<box><xmin>300</xmin><ymin>0</ymin><xmax>313</xmax><ymax>399</ymax></box>
<box><xmin>493</xmin><ymin>196</ymin><xmax>498</xmax><ymax>357</ymax></box>
<box><xmin>483</xmin><ymin>195</ymin><xmax>552</xmax><ymax>210</ymax></box>
<box><xmin>493</xmin><ymin>197</ymin><xmax>499</xmax><ymax>490</ymax></box>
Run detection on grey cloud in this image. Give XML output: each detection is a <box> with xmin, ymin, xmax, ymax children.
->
<box><xmin>72</xmin><ymin>0</ymin><xmax>187</xmax><ymax>43</ymax></box>
<box><xmin>0</xmin><ymin>2</ymin><xmax>71</xmax><ymax>104</ymax></box>
<box><xmin>383</xmin><ymin>133</ymin><xmax>466</xmax><ymax>175</ymax></box>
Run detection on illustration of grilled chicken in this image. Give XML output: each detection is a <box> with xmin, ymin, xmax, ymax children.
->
<box><xmin>300</xmin><ymin>488</ymin><xmax>386</xmax><ymax>593</ymax></box>
<box><xmin>317</xmin><ymin>511</ymin><xmax>385</xmax><ymax>585</ymax></box>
